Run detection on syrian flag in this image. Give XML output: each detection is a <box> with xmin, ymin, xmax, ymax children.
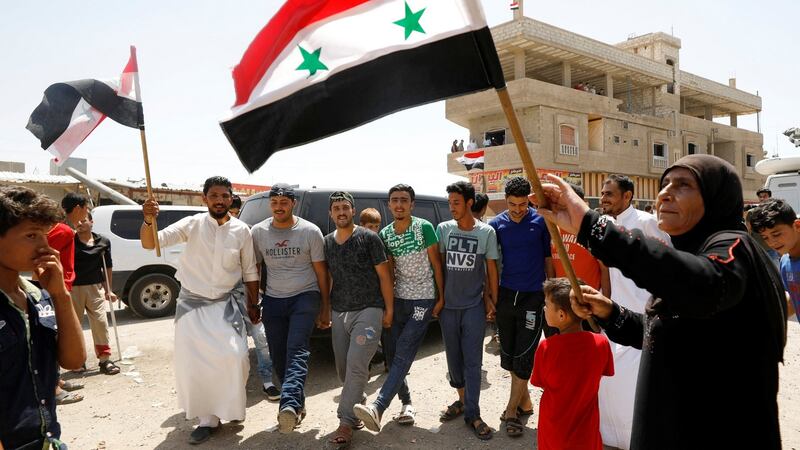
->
<box><xmin>457</xmin><ymin>150</ymin><xmax>484</xmax><ymax>170</ymax></box>
<box><xmin>221</xmin><ymin>0</ymin><xmax>506</xmax><ymax>172</ymax></box>
<box><xmin>26</xmin><ymin>48</ymin><xmax>144</xmax><ymax>165</ymax></box>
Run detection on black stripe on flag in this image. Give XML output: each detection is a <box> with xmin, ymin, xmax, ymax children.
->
<box><xmin>463</xmin><ymin>162</ymin><xmax>484</xmax><ymax>171</ymax></box>
<box><xmin>222</xmin><ymin>27</ymin><xmax>506</xmax><ymax>172</ymax></box>
<box><xmin>27</xmin><ymin>79</ymin><xmax>143</xmax><ymax>149</ymax></box>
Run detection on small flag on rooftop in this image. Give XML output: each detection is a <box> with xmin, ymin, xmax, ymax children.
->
<box><xmin>221</xmin><ymin>0</ymin><xmax>506</xmax><ymax>173</ymax></box>
<box><xmin>457</xmin><ymin>150</ymin><xmax>485</xmax><ymax>170</ymax></box>
<box><xmin>510</xmin><ymin>2</ymin><xmax>520</xmax><ymax>10</ymax></box>
<box><xmin>26</xmin><ymin>52</ymin><xmax>143</xmax><ymax>165</ymax></box>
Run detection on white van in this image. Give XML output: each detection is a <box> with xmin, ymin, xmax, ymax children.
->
<box><xmin>765</xmin><ymin>173</ymin><xmax>800</xmax><ymax>213</ymax></box>
<box><xmin>91</xmin><ymin>205</ymin><xmax>206</xmax><ymax>318</ymax></box>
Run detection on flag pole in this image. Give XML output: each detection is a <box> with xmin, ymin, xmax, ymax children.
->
<box><xmin>101</xmin><ymin>250</ymin><xmax>122</xmax><ymax>362</ymax></box>
<box><xmin>130</xmin><ymin>45</ymin><xmax>161</xmax><ymax>257</ymax></box>
<box><xmin>495</xmin><ymin>87</ymin><xmax>598</xmax><ymax>331</ymax></box>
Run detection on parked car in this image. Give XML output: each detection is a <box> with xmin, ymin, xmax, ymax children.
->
<box><xmin>91</xmin><ymin>205</ymin><xmax>206</xmax><ymax>318</ymax></box>
<box><xmin>239</xmin><ymin>188</ymin><xmax>452</xmax><ymax>232</ymax></box>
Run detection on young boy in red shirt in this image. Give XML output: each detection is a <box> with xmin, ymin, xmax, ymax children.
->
<box><xmin>531</xmin><ymin>278</ymin><xmax>614</xmax><ymax>450</ymax></box>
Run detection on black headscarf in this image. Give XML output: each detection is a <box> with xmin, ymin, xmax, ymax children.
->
<box><xmin>660</xmin><ymin>154</ymin><xmax>746</xmax><ymax>254</ymax></box>
<box><xmin>662</xmin><ymin>154</ymin><xmax>786</xmax><ymax>362</ymax></box>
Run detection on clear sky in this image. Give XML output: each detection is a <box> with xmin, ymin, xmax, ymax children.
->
<box><xmin>1</xmin><ymin>1</ymin><xmax>797</xmax><ymax>195</ymax></box>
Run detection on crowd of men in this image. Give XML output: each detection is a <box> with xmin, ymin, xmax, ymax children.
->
<box><xmin>2</xmin><ymin>169</ymin><xmax>794</xmax><ymax>449</ymax></box>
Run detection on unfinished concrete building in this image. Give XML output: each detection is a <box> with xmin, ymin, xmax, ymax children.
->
<box><xmin>447</xmin><ymin>6</ymin><xmax>763</xmax><ymax>208</ymax></box>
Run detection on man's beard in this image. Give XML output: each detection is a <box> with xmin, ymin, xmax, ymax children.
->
<box><xmin>209</xmin><ymin>207</ymin><xmax>230</xmax><ymax>219</ymax></box>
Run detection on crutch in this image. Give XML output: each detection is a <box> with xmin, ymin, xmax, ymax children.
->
<box><xmin>101</xmin><ymin>249</ymin><xmax>122</xmax><ymax>362</ymax></box>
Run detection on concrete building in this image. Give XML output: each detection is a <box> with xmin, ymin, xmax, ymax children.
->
<box><xmin>447</xmin><ymin>3</ymin><xmax>763</xmax><ymax>210</ymax></box>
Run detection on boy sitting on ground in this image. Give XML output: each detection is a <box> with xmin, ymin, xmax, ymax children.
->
<box><xmin>0</xmin><ymin>187</ymin><xmax>86</xmax><ymax>449</ymax></box>
<box><xmin>531</xmin><ymin>278</ymin><xmax>614</xmax><ymax>450</ymax></box>
<box><xmin>748</xmin><ymin>199</ymin><xmax>800</xmax><ymax>320</ymax></box>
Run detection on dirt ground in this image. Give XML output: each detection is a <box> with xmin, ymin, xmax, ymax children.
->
<box><xmin>57</xmin><ymin>307</ymin><xmax>800</xmax><ymax>450</ymax></box>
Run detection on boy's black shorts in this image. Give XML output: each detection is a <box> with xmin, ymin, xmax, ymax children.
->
<box><xmin>496</xmin><ymin>287</ymin><xmax>546</xmax><ymax>380</ymax></box>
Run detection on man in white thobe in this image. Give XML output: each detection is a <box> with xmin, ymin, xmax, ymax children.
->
<box><xmin>599</xmin><ymin>175</ymin><xmax>671</xmax><ymax>450</ymax></box>
<box><xmin>141</xmin><ymin>176</ymin><xmax>259</xmax><ymax>445</ymax></box>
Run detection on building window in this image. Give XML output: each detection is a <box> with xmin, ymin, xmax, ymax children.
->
<box><xmin>559</xmin><ymin>125</ymin><xmax>578</xmax><ymax>156</ymax></box>
<box><xmin>746</xmin><ymin>153</ymin><xmax>755</xmax><ymax>172</ymax></box>
<box><xmin>613</xmin><ymin>135</ymin><xmax>621</xmax><ymax>144</ymax></box>
<box><xmin>653</xmin><ymin>142</ymin><xmax>668</xmax><ymax>168</ymax></box>
<box><xmin>688</xmin><ymin>142</ymin><xmax>697</xmax><ymax>155</ymax></box>
<box><xmin>633</xmin><ymin>139</ymin><xmax>640</xmax><ymax>147</ymax></box>
<box><xmin>483</xmin><ymin>129</ymin><xmax>506</xmax><ymax>147</ymax></box>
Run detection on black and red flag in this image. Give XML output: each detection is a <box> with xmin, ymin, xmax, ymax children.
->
<box><xmin>26</xmin><ymin>51</ymin><xmax>143</xmax><ymax>164</ymax></box>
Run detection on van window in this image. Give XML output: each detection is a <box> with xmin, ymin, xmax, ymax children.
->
<box><xmin>435</xmin><ymin>201</ymin><xmax>451</xmax><ymax>225</ymax></box>
<box><xmin>110</xmin><ymin>209</ymin><xmax>198</xmax><ymax>240</ymax></box>
<box><xmin>413</xmin><ymin>200</ymin><xmax>438</xmax><ymax>225</ymax></box>
<box><xmin>239</xmin><ymin>196</ymin><xmax>271</xmax><ymax>227</ymax></box>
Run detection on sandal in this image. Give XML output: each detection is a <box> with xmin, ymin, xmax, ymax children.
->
<box><xmin>470</xmin><ymin>418</ymin><xmax>493</xmax><ymax>441</ymax></box>
<box><xmin>500</xmin><ymin>406</ymin><xmax>534</xmax><ymax>421</ymax></box>
<box><xmin>55</xmin><ymin>390</ymin><xmax>84</xmax><ymax>405</ymax></box>
<box><xmin>328</xmin><ymin>425</ymin><xmax>352</xmax><ymax>449</ymax></box>
<box><xmin>505</xmin><ymin>417</ymin><xmax>524</xmax><ymax>437</ymax></box>
<box><xmin>61</xmin><ymin>380</ymin><xmax>84</xmax><ymax>391</ymax></box>
<box><xmin>439</xmin><ymin>400</ymin><xmax>464</xmax><ymax>422</ymax></box>
<box><xmin>99</xmin><ymin>360</ymin><xmax>120</xmax><ymax>375</ymax></box>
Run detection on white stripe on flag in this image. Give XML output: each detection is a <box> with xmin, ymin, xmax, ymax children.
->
<box><xmin>46</xmin><ymin>78</ymin><xmax>119</xmax><ymax>165</ymax></box>
<box><xmin>230</xmin><ymin>0</ymin><xmax>489</xmax><ymax>118</ymax></box>
<box><xmin>47</xmin><ymin>98</ymin><xmax>105</xmax><ymax>165</ymax></box>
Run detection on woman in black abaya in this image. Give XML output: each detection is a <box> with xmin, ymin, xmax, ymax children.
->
<box><xmin>537</xmin><ymin>155</ymin><xmax>787</xmax><ymax>449</ymax></box>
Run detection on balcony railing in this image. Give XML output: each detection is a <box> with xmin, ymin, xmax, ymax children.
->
<box><xmin>559</xmin><ymin>144</ymin><xmax>578</xmax><ymax>156</ymax></box>
<box><xmin>652</xmin><ymin>155</ymin><xmax>668</xmax><ymax>169</ymax></box>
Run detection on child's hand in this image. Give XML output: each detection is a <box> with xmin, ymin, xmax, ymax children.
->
<box><xmin>570</xmin><ymin>285</ymin><xmax>613</xmax><ymax>320</ymax></box>
<box><xmin>33</xmin><ymin>247</ymin><xmax>67</xmax><ymax>297</ymax></box>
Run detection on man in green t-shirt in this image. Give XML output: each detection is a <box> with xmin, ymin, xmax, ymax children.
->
<box><xmin>353</xmin><ymin>184</ymin><xmax>445</xmax><ymax>432</ymax></box>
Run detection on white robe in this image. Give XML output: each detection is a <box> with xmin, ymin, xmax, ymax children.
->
<box><xmin>599</xmin><ymin>206</ymin><xmax>670</xmax><ymax>449</ymax></box>
<box><xmin>174</xmin><ymin>299</ymin><xmax>249</xmax><ymax>421</ymax></box>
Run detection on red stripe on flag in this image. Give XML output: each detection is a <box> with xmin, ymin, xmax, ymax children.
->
<box><xmin>124</xmin><ymin>46</ymin><xmax>138</xmax><ymax>73</ymax></box>
<box><xmin>463</xmin><ymin>150</ymin><xmax>485</xmax><ymax>159</ymax></box>
<box><xmin>120</xmin><ymin>47</ymin><xmax>138</xmax><ymax>96</ymax></box>
<box><xmin>232</xmin><ymin>0</ymin><xmax>371</xmax><ymax>107</ymax></box>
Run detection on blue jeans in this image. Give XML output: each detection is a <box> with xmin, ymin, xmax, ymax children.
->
<box><xmin>238</xmin><ymin>294</ymin><xmax>274</xmax><ymax>386</ymax></box>
<box><xmin>374</xmin><ymin>298</ymin><xmax>435</xmax><ymax>414</ymax></box>
<box><xmin>439</xmin><ymin>303</ymin><xmax>486</xmax><ymax>424</ymax></box>
<box><xmin>262</xmin><ymin>291</ymin><xmax>320</xmax><ymax>411</ymax></box>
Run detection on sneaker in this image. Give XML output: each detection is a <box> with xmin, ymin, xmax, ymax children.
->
<box><xmin>353</xmin><ymin>403</ymin><xmax>382</xmax><ymax>432</ymax></box>
<box><xmin>263</xmin><ymin>384</ymin><xmax>281</xmax><ymax>402</ymax></box>
<box><xmin>188</xmin><ymin>426</ymin><xmax>217</xmax><ymax>445</ymax></box>
<box><xmin>278</xmin><ymin>406</ymin><xmax>298</xmax><ymax>434</ymax></box>
<box><xmin>396</xmin><ymin>404</ymin><xmax>416</xmax><ymax>425</ymax></box>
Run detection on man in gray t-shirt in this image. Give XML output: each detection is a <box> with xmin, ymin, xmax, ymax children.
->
<box><xmin>435</xmin><ymin>181</ymin><xmax>498</xmax><ymax>441</ymax></box>
<box><xmin>251</xmin><ymin>184</ymin><xmax>330</xmax><ymax>434</ymax></box>
<box><xmin>324</xmin><ymin>191</ymin><xmax>394</xmax><ymax>448</ymax></box>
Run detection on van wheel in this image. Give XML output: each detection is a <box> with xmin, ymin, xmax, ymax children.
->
<box><xmin>128</xmin><ymin>273</ymin><xmax>179</xmax><ymax>318</ymax></box>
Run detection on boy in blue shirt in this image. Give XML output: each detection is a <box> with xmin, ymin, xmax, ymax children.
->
<box><xmin>0</xmin><ymin>187</ymin><xmax>86</xmax><ymax>449</ymax></box>
<box><xmin>749</xmin><ymin>199</ymin><xmax>800</xmax><ymax>320</ymax></box>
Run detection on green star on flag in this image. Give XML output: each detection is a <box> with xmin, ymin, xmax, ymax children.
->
<box><xmin>393</xmin><ymin>1</ymin><xmax>426</xmax><ymax>40</ymax></box>
<box><xmin>296</xmin><ymin>46</ymin><xmax>328</xmax><ymax>77</ymax></box>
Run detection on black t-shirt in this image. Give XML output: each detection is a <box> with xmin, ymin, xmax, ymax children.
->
<box><xmin>324</xmin><ymin>226</ymin><xmax>388</xmax><ymax>312</ymax></box>
<box><xmin>73</xmin><ymin>232</ymin><xmax>113</xmax><ymax>286</ymax></box>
